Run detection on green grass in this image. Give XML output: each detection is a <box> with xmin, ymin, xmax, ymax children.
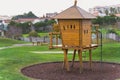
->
<box><xmin>0</xmin><ymin>45</ymin><xmax>65</xmax><ymax>80</ymax></box>
<box><xmin>0</xmin><ymin>38</ymin><xmax>120</xmax><ymax>80</ymax></box>
<box><xmin>116</xmin><ymin>30</ymin><xmax>120</xmax><ymax>36</ymax></box>
<box><xmin>0</xmin><ymin>38</ymin><xmax>27</xmax><ymax>47</ymax></box>
<box><xmin>101</xmin><ymin>27</ymin><xmax>120</xmax><ymax>36</ymax></box>
<box><xmin>23</xmin><ymin>32</ymin><xmax>49</xmax><ymax>37</ymax></box>
<box><xmin>92</xmin><ymin>42</ymin><xmax>120</xmax><ymax>62</ymax></box>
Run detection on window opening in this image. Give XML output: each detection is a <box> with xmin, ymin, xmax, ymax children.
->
<box><xmin>73</xmin><ymin>25</ymin><xmax>75</xmax><ymax>29</ymax></box>
<box><xmin>63</xmin><ymin>26</ymin><xmax>65</xmax><ymax>30</ymax></box>
<box><xmin>70</xmin><ymin>25</ymin><xmax>72</xmax><ymax>29</ymax></box>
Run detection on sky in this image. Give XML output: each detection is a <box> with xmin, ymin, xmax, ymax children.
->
<box><xmin>0</xmin><ymin>0</ymin><xmax>120</xmax><ymax>17</ymax></box>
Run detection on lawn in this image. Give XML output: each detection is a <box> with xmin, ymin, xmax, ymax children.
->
<box><xmin>23</xmin><ymin>32</ymin><xmax>49</xmax><ymax>37</ymax></box>
<box><xmin>0</xmin><ymin>45</ymin><xmax>66</xmax><ymax>80</ymax></box>
<box><xmin>0</xmin><ymin>38</ymin><xmax>120</xmax><ymax>80</ymax></box>
<box><xmin>0</xmin><ymin>38</ymin><xmax>27</xmax><ymax>47</ymax></box>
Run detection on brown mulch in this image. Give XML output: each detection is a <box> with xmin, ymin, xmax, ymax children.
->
<box><xmin>21</xmin><ymin>61</ymin><xmax>120</xmax><ymax>80</ymax></box>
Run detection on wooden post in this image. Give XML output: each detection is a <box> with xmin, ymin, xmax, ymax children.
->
<box><xmin>78</xmin><ymin>49</ymin><xmax>83</xmax><ymax>73</ymax></box>
<box><xmin>56</xmin><ymin>35</ymin><xmax>58</xmax><ymax>45</ymax></box>
<box><xmin>32</xmin><ymin>42</ymin><xmax>35</xmax><ymax>46</ymax></box>
<box><xmin>96</xmin><ymin>26</ymin><xmax>99</xmax><ymax>44</ymax></box>
<box><xmin>89</xmin><ymin>49</ymin><xmax>92</xmax><ymax>69</ymax></box>
<box><xmin>63</xmin><ymin>49</ymin><xmax>70</xmax><ymax>71</ymax></box>
<box><xmin>71</xmin><ymin>49</ymin><xmax>76</xmax><ymax>68</ymax></box>
<box><xmin>49</xmin><ymin>33</ymin><xmax>53</xmax><ymax>49</ymax></box>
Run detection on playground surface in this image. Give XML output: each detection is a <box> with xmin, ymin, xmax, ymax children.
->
<box><xmin>21</xmin><ymin>61</ymin><xmax>120</xmax><ymax>80</ymax></box>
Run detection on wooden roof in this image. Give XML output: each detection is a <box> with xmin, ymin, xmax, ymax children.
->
<box><xmin>53</xmin><ymin>4</ymin><xmax>96</xmax><ymax>19</ymax></box>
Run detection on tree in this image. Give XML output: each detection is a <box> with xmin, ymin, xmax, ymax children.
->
<box><xmin>12</xmin><ymin>11</ymin><xmax>38</xmax><ymax>20</ymax></box>
<box><xmin>46</xmin><ymin>20</ymin><xmax>56</xmax><ymax>25</ymax></box>
<box><xmin>117</xmin><ymin>7</ymin><xmax>120</xmax><ymax>13</ymax></box>
<box><xmin>92</xmin><ymin>16</ymin><xmax>103</xmax><ymax>25</ymax></box>
<box><xmin>110</xmin><ymin>7</ymin><xmax>116</xmax><ymax>15</ymax></box>
<box><xmin>9</xmin><ymin>21</ymin><xmax>17</xmax><ymax>26</ymax></box>
<box><xmin>7</xmin><ymin>21</ymin><xmax>22</xmax><ymax>39</ymax></box>
<box><xmin>113</xmin><ymin>8</ymin><xmax>117</xmax><ymax>14</ymax></box>
<box><xmin>105</xmin><ymin>9</ymin><xmax>109</xmax><ymax>16</ymax></box>
<box><xmin>20</xmin><ymin>22</ymin><xmax>31</xmax><ymax>33</ymax></box>
<box><xmin>34</xmin><ymin>20</ymin><xmax>56</xmax><ymax>32</ymax></box>
<box><xmin>25</xmin><ymin>11</ymin><xmax>38</xmax><ymax>18</ymax></box>
<box><xmin>92</xmin><ymin>15</ymin><xmax>117</xmax><ymax>26</ymax></box>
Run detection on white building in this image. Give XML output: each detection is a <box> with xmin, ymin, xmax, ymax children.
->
<box><xmin>89</xmin><ymin>4</ymin><xmax>120</xmax><ymax>16</ymax></box>
<box><xmin>0</xmin><ymin>20</ymin><xmax>8</xmax><ymax>37</ymax></box>
<box><xmin>0</xmin><ymin>15</ymin><xmax>12</xmax><ymax>20</ymax></box>
<box><xmin>46</xmin><ymin>12</ymin><xmax>58</xmax><ymax>18</ymax></box>
<box><xmin>0</xmin><ymin>21</ymin><xmax>5</xmax><ymax>36</ymax></box>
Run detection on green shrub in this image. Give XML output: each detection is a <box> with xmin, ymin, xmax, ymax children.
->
<box><xmin>29</xmin><ymin>31</ymin><xmax>39</xmax><ymax>37</ymax></box>
<box><xmin>107</xmin><ymin>29</ymin><xmax>118</xmax><ymax>34</ymax></box>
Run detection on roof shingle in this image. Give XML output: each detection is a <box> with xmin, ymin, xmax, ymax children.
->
<box><xmin>53</xmin><ymin>5</ymin><xmax>96</xmax><ymax>19</ymax></box>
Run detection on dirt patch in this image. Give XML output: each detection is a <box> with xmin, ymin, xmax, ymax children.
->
<box><xmin>21</xmin><ymin>61</ymin><xmax>120</xmax><ymax>80</ymax></box>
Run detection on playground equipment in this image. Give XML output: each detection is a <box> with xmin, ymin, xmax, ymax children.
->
<box><xmin>49</xmin><ymin>0</ymin><xmax>99</xmax><ymax>72</ymax></box>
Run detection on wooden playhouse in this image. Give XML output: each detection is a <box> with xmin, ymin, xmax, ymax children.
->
<box><xmin>50</xmin><ymin>0</ymin><xmax>99</xmax><ymax>72</ymax></box>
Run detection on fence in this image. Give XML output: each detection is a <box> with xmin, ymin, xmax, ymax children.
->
<box><xmin>106</xmin><ymin>33</ymin><xmax>120</xmax><ymax>41</ymax></box>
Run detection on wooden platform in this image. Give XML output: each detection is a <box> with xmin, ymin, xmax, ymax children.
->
<box><xmin>51</xmin><ymin>44</ymin><xmax>98</xmax><ymax>49</ymax></box>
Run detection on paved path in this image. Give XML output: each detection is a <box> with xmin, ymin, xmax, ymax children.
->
<box><xmin>31</xmin><ymin>51</ymin><xmax>74</xmax><ymax>54</ymax></box>
<box><xmin>0</xmin><ymin>44</ymin><xmax>32</xmax><ymax>50</ymax></box>
<box><xmin>0</xmin><ymin>44</ymin><xmax>73</xmax><ymax>54</ymax></box>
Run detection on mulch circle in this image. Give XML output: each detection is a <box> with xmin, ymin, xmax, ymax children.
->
<box><xmin>21</xmin><ymin>61</ymin><xmax>120</xmax><ymax>80</ymax></box>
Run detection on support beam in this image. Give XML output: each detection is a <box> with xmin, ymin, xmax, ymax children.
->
<box><xmin>96</xmin><ymin>26</ymin><xmax>99</xmax><ymax>44</ymax></box>
<box><xmin>49</xmin><ymin>33</ymin><xmax>53</xmax><ymax>49</ymax></box>
<box><xmin>89</xmin><ymin>49</ymin><xmax>92</xmax><ymax>69</ymax></box>
<box><xmin>71</xmin><ymin>49</ymin><xmax>76</xmax><ymax>68</ymax></box>
<box><xmin>63</xmin><ymin>49</ymin><xmax>70</xmax><ymax>71</ymax></box>
<box><xmin>78</xmin><ymin>49</ymin><xmax>83</xmax><ymax>73</ymax></box>
<box><xmin>56</xmin><ymin>35</ymin><xmax>58</xmax><ymax>45</ymax></box>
